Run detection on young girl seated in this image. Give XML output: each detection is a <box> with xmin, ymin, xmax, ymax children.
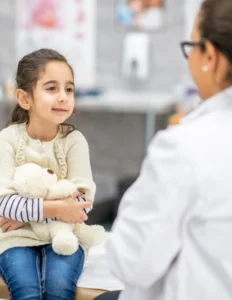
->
<box><xmin>0</xmin><ymin>48</ymin><xmax>95</xmax><ymax>300</ymax></box>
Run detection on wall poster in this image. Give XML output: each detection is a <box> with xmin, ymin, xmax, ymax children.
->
<box><xmin>16</xmin><ymin>0</ymin><xmax>96</xmax><ymax>88</ymax></box>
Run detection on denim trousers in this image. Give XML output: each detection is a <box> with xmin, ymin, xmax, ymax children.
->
<box><xmin>0</xmin><ymin>244</ymin><xmax>84</xmax><ymax>300</ymax></box>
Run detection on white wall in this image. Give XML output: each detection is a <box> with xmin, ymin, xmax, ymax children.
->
<box><xmin>184</xmin><ymin>0</ymin><xmax>203</xmax><ymax>39</ymax></box>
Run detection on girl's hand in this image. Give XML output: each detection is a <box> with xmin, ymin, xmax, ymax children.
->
<box><xmin>0</xmin><ymin>217</ymin><xmax>24</xmax><ymax>233</ymax></box>
<box><xmin>57</xmin><ymin>191</ymin><xmax>92</xmax><ymax>224</ymax></box>
<box><xmin>75</xmin><ymin>190</ymin><xmax>85</xmax><ymax>197</ymax></box>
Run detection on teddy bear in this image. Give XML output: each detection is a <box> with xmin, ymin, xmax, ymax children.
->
<box><xmin>12</xmin><ymin>163</ymin><xmax>105</xmax><ymax>256</ymax></box>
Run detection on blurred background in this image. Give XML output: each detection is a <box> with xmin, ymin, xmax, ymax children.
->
<box><xmin>0</xmin><ymin>0</ymin><xmax>203</xmax><ymax>229</ymax></box>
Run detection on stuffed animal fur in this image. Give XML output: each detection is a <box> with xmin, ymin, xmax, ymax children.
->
<box><xmin>12</xmin><ymin>163</ymin><xmax>105</xmax><ymax>256</ymax></box>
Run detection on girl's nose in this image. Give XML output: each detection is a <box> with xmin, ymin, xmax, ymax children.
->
<box><xmin>58</xmin><ymin>98</ymin><xmax>67</xmax><ymax>103</ymax></box>
<box><xmin>57</xmin><ymin>92</ymin><xmax>68</xmax><ymax>102</ymax></box>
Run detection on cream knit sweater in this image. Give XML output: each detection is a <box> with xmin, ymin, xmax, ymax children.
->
<box><xmin>0</xmin><ymin>122</ymin><xmax>96</xmax><ymax>255</ymax></box>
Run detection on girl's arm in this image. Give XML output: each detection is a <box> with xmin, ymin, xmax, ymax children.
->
<box><xmin>0</xmin><ymin>136</ymin><xmax>45</xmax><ymax>222</ymax></box>
<box><xmin>0</xmin><ymin>194</ymin><xmax>43</xmax><ymax>222</ymax></box>
<box><xmin>0</xmin><ymin>136</ymin><xmax>90</xmax><ymax>223</ymax></box>
<box><xmin>0</xmin><ymin>193</ymin><xmax>90</xmax><ymax>234</ymax></box>
<box><xmin>66</xmin><ymin>131</ymin><xmax>96</xmax><ymax>202</ymax></box>
<box><xmin>0</xmin><ymin>194</ymin><xmax>88</xmax><ymax>223</ymax></box>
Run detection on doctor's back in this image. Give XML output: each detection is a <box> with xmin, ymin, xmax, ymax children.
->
<box><xmin>105</xmin><ymin>1</ymin><xmax>232</xmax><ymax>300</ymax></box>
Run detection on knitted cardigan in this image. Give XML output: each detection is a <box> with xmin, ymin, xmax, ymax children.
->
<box><xmin>0</xmin><ymin>122</ymin><xmax>96</xmax><ymax>255</ymax></box>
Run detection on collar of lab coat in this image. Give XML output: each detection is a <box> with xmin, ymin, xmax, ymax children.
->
<box><xmin>180</xmin><ymin>85</ymin><xmax>232</xmax><ymax>124</ymax></box>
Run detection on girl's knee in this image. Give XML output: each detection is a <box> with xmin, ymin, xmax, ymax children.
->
<box><xmin>0</xmin><ymin>247</ymin><xmax>41</xmax><ymax>300</ymax></box>
<box><xmin>43</xmin><ymin>268</ymin><xmax>80</xmax><ymax>300</ymax></box>
<box><xmin>6</xmin><ymin>278</ymin><xmax>41</xmax><ymax>300</ymax></box>
<box><xmin>43</xmin><ymin>278</ymin><xmax>76</xmax><ymax>300</ymax></box>
<box><xmin>42</xmin><ymin>246</ymin><xmax>84</xmax><ymax>299</ymax></box>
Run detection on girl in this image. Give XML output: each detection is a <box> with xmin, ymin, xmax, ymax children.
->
<box><xmin>0</xmin><ymin>48</ymin><xmax>95</xmax><ymax>300</ymax></box>
<box><xmin>96</xmin><ymin>0</ymin><xmax>232</xmax><ymax>299</ymax></box>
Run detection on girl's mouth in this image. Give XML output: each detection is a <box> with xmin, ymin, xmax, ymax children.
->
<box><xmin>52</xmin><ymin>108</ymin><xmax>68</xmax><ymax>112</ymax></box>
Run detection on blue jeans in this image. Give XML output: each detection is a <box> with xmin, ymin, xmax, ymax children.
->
<box><xmin>0</xmin><ymin>244</ymin><xmax>84</xmax><ymax>300</ymax></box>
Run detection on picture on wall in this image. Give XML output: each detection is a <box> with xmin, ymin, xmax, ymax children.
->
<box><xmin>16</xmin><ymin>0</ymin><xmax>96</xmax><ymax>88</ymax></box>
<box><xmin>116</xmin><ymin>0</ymin><xmax>166</xmax><ymax>32</ymax></box>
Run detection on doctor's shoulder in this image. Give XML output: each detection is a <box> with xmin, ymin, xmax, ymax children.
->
<box><xmin>147</xmin><ymin>119</ymin><xmax>205</xmax><ymax>158</ymax></box>
<box><xmin>149</xmin><ymin>111</ymin><xmax>225</xmax><ymax>157</ymax></box>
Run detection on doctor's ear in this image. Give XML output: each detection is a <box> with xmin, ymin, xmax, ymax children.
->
<box><xmin>15</xmin><ymin>89</ymin><xmax>31</xmax><ymax>111</ymax></box>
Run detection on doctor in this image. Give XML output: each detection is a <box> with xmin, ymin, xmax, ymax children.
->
<box><xmin>95</xmin><ymin>0</ymin><xmax>232</xmax><ymax>299</ymax></box>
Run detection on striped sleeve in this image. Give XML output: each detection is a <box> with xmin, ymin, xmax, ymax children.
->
<box><xmin>76</xmin><ymin>196</ymin><xmax>91</xmax><ymax>214</ymax></box>
<box><xmin>0</xmin><ymin>195</ymin><xmax>44</xmax><ymax>222</ymax></box>
<box><xmin>0</xmin><ymin>195</ymin><xmax>90</xmax><ymax>223</ymax></box>
<box><xmin>43</xmin><ymin>217</ymin><xmax>57</xmax><ymax>224</ymax></box>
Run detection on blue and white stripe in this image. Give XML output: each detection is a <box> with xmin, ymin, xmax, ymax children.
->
<box><xmin>0</xmin><ymin>195</ymin><xmax>43</xmax><ymax>222</ymax></box>
<box><xmin>0</xmin><ymin>195</ymin><xmax>89</xmax><ymax>223</ymax></box>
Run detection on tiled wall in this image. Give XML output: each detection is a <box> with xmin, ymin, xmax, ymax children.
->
<box><xmin>0</xmin><ymin>0</ymin><xmax>186</xmax><ymax>201</ymax></box>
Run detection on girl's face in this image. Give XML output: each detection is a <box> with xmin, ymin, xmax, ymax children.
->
<box><xmin>29</xmin><ymin>61</ymin><xmax>75</xmax><ymax>126</ymax></box>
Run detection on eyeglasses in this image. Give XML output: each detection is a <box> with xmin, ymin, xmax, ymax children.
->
<box><xmin>180</xmin><ymin>41</ymin><xmax>205</xmax><ymax>59</ymax></box>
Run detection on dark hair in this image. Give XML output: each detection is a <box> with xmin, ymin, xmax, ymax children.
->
<box><xmin>9</xmin><ymin>48</ymin><xmax>75</xmax><ymax>136</ymax></box>
<box><xmin>199</xmin><ymin>0</ymin><xmax>232</xmax><ymax>81</ymax></box>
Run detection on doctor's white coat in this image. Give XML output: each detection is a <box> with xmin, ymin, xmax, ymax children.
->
<box><xmin>107</xmin><ymin>87</ymin><xmax>232</xmax><ymax>300</ymax></box>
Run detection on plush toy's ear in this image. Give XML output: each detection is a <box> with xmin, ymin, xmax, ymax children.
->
<box><xmin>43</xmin><ymin>168</ymin><xmax>57</xmax><ymax>186</ymax></box>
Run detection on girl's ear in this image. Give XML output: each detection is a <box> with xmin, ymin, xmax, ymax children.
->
<box><xmin>15</xmin><ymin>89</ymin><xmax>31</xmax><ymax>111</ymax></box>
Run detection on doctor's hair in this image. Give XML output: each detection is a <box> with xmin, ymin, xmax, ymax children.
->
<box><xmin>8</xmin><ymin>48</ymin><xmax>75</xmax><ymax>136</ymax></box>
<box><xmin>199</xmin><ymin>0</ymin><xmax>232</xmax><ymax>81</ymax></box>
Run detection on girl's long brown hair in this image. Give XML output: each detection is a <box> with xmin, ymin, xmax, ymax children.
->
<box><xmin>9</xmin><ymin>48</ymin><xmax>76</xmax><ymax>136</ymax></box>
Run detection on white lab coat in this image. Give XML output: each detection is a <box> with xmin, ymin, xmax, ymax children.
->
<box><xmin>107</xmin><ymin>86</ymin><xmax>232</xmax><ymax>300</ymax></box>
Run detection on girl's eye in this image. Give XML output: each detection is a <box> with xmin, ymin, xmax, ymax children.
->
<box><xmin>67</xmin><ymin>87</ymin><xmax>74</xmax><ymax>93</ymax></box>
<box><xmin>47</xmin><ymin>86</ymin><xmax>56</xmax><ymax>91</ymax></box>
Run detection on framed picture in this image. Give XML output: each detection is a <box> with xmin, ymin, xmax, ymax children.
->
<box><xmin>116</xmin><ymin>0</ymin><xmax>166</xmax><ymax>32</ymax></box>
<box><xmin>16</xmin><ymin>0</ymin><xmax>96</xmax><ymax>88</ymax></box>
